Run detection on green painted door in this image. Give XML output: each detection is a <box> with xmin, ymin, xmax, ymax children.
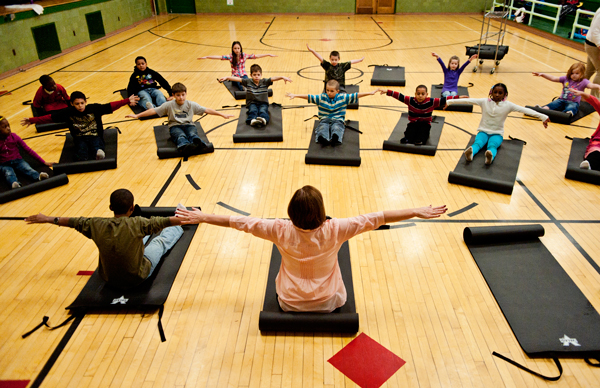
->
<box><xmin>86</xmin><ymin>11</ymin><xmax>106</xmax><ymax>41</ymax></box>
<box><xmin>31</xmin><ymin>23</ymin><xmax>61</xmax><ymax>60</ymax></box>
<box><xmin>166</xmin><ymin>0</ymin><xmax>196</xmax><ymax>13</ymax></box>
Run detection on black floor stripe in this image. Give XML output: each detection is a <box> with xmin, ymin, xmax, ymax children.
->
<box><xmin>376</xmin><ymin>222</ymin><xmax>416</xmax><ymax>230</ymax></box>
<box><xmin>150</xmin><ymin>160</ymin><xmax>181</xmax><ymax>207</ymax></box>
<box><xmin>204</xmin><ymin>118</ymin><xmax>238</xmax><ymax>135</ymax></box>
<box><xmin>185</xmin><ymin>174</ymin><xmax>201</xmax><ymax>190</ymax></box>
<box><xmin>0</xmin><ymin>217</ymin><xmax>25</xmax><ymax>220</ymax></box>
<box><xmin>21</xmin><ymin>130</ymin><xmax>69</xmax><ymax>141</ymax></box>
<box><xmin>448</xmin><ymin>202</ymin><xmax>478</xmax><ymax>217</ymax></box>
<box><xmin>216</xmin><ymin>202</ymin><xmax>250</xmax><ymax>216</ymax></box>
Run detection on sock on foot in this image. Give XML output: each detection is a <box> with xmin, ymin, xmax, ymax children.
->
<box><xmin>580</xmin><ymin>160</ymin><xmax>591</xmax><ymax>170</ymax></box>
<box><xmin>96</xmin><ymin>149</ymin><xmax>106</xmax><ymax>160</ymax></box>
<box><xmin>39</xmin><ymin>172</ymin><xmax>49</xmax><ymax>180</ymax></box>
<box><xmin>485</xmin><ymin>150</ymin><xmax>493</xmax><ymax>165</ymax></box>
<box><xmin>464</xmin><ymin>147</ymin><xmax>473</xmax><ymax>162</ymax></box>
<box><xmin>12</xmin><ymin>182</ymin><xmax>21</xmax><ymax>189</ymax></box>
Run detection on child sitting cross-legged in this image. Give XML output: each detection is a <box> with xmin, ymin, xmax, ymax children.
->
<box><xmin>380</xmin><ymin>85</ymin><xmax>465</xmax><ymax>144</ymax></box>
<box><xmin>286</xmin><ymin>80</ymin><xmax>377</xmax><ymax>146</ymax></box>
<box><xmin>127</xmin><ymin>83</ymin><xmax>234</xmax><ymax>154</ymax></box>
<box><xmin>219</xmin><ymin>64</ymin><xmax>291</xmax><ymax>127</ymax></box>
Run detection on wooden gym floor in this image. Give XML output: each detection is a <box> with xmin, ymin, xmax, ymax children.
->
<box><xmin>1</xmin><ymin>13</ymin><xmax>600</xmax><ymax>388</ymax></box>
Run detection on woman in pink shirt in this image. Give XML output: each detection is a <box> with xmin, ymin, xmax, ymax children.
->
<box><xmin>176</xmin><ymin>186</ymin><xmax>447</xmax><ymax>313</ymax></box>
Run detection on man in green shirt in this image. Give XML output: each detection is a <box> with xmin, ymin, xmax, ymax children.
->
<box><xmin>25</xmin><ymin>189</ymin><xmax>184</xmax><ymax>289</ymax></box>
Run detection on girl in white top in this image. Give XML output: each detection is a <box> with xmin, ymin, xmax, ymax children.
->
<box><xmin>447</xmin><ymin>83</ymin><xmax>550</xmax><ymax>165</ymax></box>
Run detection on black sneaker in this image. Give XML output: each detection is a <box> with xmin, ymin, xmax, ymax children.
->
<box><xmin>317</xmin><ymin>135</ymin><xmax>330</xmax><ymax>146</ymax></box>
<box><xmin>400</xmin><ymin>137</ymin><xmax>408</xmax><ymax>144</ymax></box>
<box><xmin>193</xmin><ymin>137</ymin><xmax>207</xmax><ymax>149</ymax></box>
<box><xmin>331</xmin><ymin>133</ymin><xmax>341</xmax><ymax>146</ymax></box>
<box><xmin>177</xmin><ymin>143</ymin><xmax>192</xmax><ymax>154</ymax></box>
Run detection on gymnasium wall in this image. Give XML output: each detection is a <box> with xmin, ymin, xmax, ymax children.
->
<box><xmin>396</xmin><ymin>1</ymin><xmax>485</xmax><ymax>13</ymax></box>
<box><xmin>0</xmin><ymin>0</ymin><xmax>152</xmax><ymax>74</ymax></box>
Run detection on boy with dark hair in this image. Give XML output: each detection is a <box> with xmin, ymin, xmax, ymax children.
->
<box><xmin>219</xmin><ymin>64</ymin><xmax>291</xmax><ymax>127</ymax></box>
<box><xmin>25</xmin><ymin>189</ymin><xmax>185</xmax><ymax>289</ymax></box>
<box><xmin>380</xmin><ymin>85</ymin><xmax>465</xmax><ymax>144</ymax></box>
<box><xmin>32</xmin><ymin>75</ymin><xmax>70</xmax><ymax>114</ymax></box>
<box><xmin>128</xmin><ymin>82</ymin><xmax>233</xmax><ymax>154</ymax></box>
<box><xmin>306</xmin><ymin>44</ymin><xmax>364</xmax><ymax>91</ymax></box>
<box><xmin>127</xmin><ymin>56</ymin><xmax>173</xmax><ymax>111</ymax></box>
<box><xmin>287</xmin><ymin>79</ymin><xmax>377</xmax><ymax>145</ymax></box>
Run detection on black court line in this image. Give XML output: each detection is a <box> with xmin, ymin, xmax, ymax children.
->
<box><xmin>150</xmin><ymin>160</ymin><xmax>182</xmax><ymax>207</ymax></box>
<box><xmin>216</xmin><ymin>202</ymin><xmax>250</xmax><ymax>216</ymax></box>
<box><xmin>22</xmin><ymin>129</ymin><xmax>69</xmax><ymax>141</ymax></box>
<box><xmin>0</xmin><ymin>17</ymin><xmax>179</xmax><ymax>98</ymax></box>
<box><xmin>448</xmin><ymin>203</ymin><xmax>478</xmax><ymax>217</ymax></box>
<box><xmin>185</xmin><ymin>174</ymin><xmax>201</xmax><ymax>190</ymax></box>
<box><xmin>0</xmin><ymin>217</ymin><xmax>25</xmax><ymax>220</ymax></box>
<box><xmin>516</xmin><ymin>179</ymin><xmax>600</xmax><ymax>275</ymax></box>
<box><xmin>29</xmin><ymin>314</ymin><xmax>84</xmax><ymax>388</ymax></box>
<box><xmin>376</xmin><ymin>222</ymin><xmax>416</xmax><ymax>230</ymax></box>
<box><xmin>204</xmin><ymin>119</ymin><xmax>238</xmax><ymax>135</ymax></box>
<box><xmin>443</xmin><ymin>121</ymin><xmax>475</xmax><ymax>136</ymax></box>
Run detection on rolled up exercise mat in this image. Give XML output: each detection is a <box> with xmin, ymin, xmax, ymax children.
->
<box><xmin>233</xmin><ymin>103</ymin><xmax>283</xmax><ymax>143</ymax></box>
<box><xmin>153</xmin><ymin>122</ymin><xmax>214</xmax><ymax>159</ymax></box>
<box><xmin>382</xmin><ymin>113</ymin><xmax>444</xmax><ymax>156</ymax></box>
<box><xmin>564</xmin><ymin>137</ymin><xmax>600</xmax><ymax>185</ymax></box>
<box><xmin>524</xmin><ymin>101</ymin><xmax>595</xmax><ymax>125</ymax></box>
<box><xmin>52</xmin><ymin>127</ymin><xmax>118</xmax><ymax>175</ymax></box>
<box><xmin>259</xmin><ymin>241</ymin><xmax>359</xmax><ymax>333</ymax></box>
<box><xmin>305</xmin><ymin>120</ymin><xmax>361</xmax><ymax>167</ymax></box>
<box><xmin>448</xmin><ymin>136</ymin><xmax>524</xmax><ymax>195</ymax></box>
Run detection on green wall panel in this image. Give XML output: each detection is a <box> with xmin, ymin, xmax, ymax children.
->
<box><xmin>0</xmin><ymin>0</ymin><xmax>152</xmax><ymax>74</ymax></box>
<box><xmin>396</xmin><ymin>1</ymin><xmax>485</xmax><ymax>13</ymax></box>
<box><xmin>194</xmin><ymin>0</ymin><xmax>356</xmax><ymax>14</ymax></box>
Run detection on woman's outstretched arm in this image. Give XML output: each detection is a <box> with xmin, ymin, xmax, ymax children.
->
<box><xmin>176</xmin><ymin>208</ymin><xmax>231</xmax><ymax>227</ymax></box>
<box><xmin>383</xmin><ymin>205</ymin><xmax>447</xmax><ymax>224</ymax></box>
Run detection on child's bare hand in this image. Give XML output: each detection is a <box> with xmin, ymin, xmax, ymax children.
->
<box><xmin>542</xmin><ymin>118</ymin><xmax>550</xmax><ymax>128</ymax></box>
<box><xmin>218</xmin><ymin>77</ymin><xmax>227</xmax><ymax>83</ymax></box>
<box><xmin>378</xmin><ymin>88</ymin><xmax>387</xmax><ymax>95</ymax></box>
<box><xmin>306</xmin><ymin>44</ymin><xmax>312</xmax><ymax>51</ymax></box>
<box><xmin>469</xmin><ymin>54</ymin><xmax>478</xmax><ymax>61</ymax></box>
<box><xmin>45</xmin><ymin>162</ymin><xmax>55</xmax><ymax>167</ymax></box>
<box><xmin>222</xmin><ymin>114</ymin><xmax>234</xmax><ymax>119</ymax></box>
<box><xmin>198</xmin><ymin>56</ymin><xmax>207</xmax><ymax>60</ymax></box>
<box><xmin>568</xmin><ymin>87</ymin><xmax>583</xmax><ymax>96</ymax></box>
<box><xmin>459</xmin><ymin>95</ymin><xmax>469</xmax><ymax>98</ymax></box>
<box><xmin>286</xmin><ymin>92</ymin><xmax>296</xmax><ymax>100</ymax></box>
<box><xmin>431</xmin><ymin>52</ymin><xmax>439</xmax><ymax>58</ymax></box>
<box><xmin>21</xmin><ymin>118</ymin><xmax>32</xmax><ymax>127</ymax></box>
<box><xmin>269</xmin><ymin>54</ymin><xmax>278</xmax><ymax>57</ymax></box>
<box><xmin>283</xmin><ymin>77</ymin><xmax>292</xmax><ymax>83</ymax></box>
<box><xmin>128</xmin><ymin>95</ymin><xmax>140</xmax><ymax>106</ymax></box>
<box><xmin>125</xmin><ymin>114</ymin><xmax>137</xmax><ymax>119</ymax></box>
<box><xmin>167</xmin><ymin>96</ymin><xmax>174</xmax><ymax>101</ymax></box>
<box><xmin>532</xmin><ymin>72</ymin><xmax>542</xmax><ymax>77</ymax></box>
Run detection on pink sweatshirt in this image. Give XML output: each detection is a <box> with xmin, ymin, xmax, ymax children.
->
<box><xmin>585</xmin><ymin>95</ymin><xmax>600</xmax><ymax>158</ymax></box>
<box><xmin>230</xmin><ymin>212</ymin><xmax>385</xmax><ymax>312</ymax></box>
<box><xmin>0</xmin><ymin>133</ymin><xmax>46</xmax><ymax>165</ymax></box>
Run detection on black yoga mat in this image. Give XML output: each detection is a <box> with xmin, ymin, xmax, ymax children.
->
<box><xmin>153</xmin><ymin>122</ymin><xmax>214</xmax><ymax>159</ymax></box>
<box><xmin>259</xmin><ymin>241</ymin><xmax>359</xmax><ymax>333</ymax></box>
<box><xmin>370</xmin><ymin>66</ymin><xmax>406</xmax><ymax>86</ymax></box>
<box><xmin>464</xmin><ymin>224</ymin><xmax>600</xmax><ymax>358</ymax></box>
<box><xmin>66</xmin><ymin>207</ymin><xmax>198</xmax><ymax>311</ymax></box>
<box><xmin>31</xmin><ymin>105</ymin><xmax>69</xmax><ymax>133</ymax></box>
<box><xmin>524</xmin><ymin>101</ymin><xmax>595</xmax><ymax>125</ymax></box>
<box><xmin>431</xmin><ymin>85</ymin><xmax>473</xmax><ymax>112</ymax></box>
<box><xmin>382</xmin><ymin>113</ymin><xmax>444</xmax><ymax>156</ymax></box>
<box><xmin>233</xmin><ymin>103</ymin><xmax>283</xmax><ymax>143</ymax></box>
<box><xmin>448</xmin><ymin>136</ymin><xmax>524</xmax><ymax>195</ymax></box>
<box><xmin>0</xmin><ymin>147</ymin><xmax>68</xmax><ymax>204</ymax></box>
<box><xmin>116</xmin><ymin>89</ymin><xmax>159</xmax><ymax>120</ymax></box>
<box><xmin>465</xmin><ymin>44</ymin><xmax>509</xmax><ymax>60</ymax></box>
<box><xmin>565</xmin><ymin>137</ymin><xmax>600</xmax><ymax>185</ymax></box>
<box><xmin>305</xmin><ymin>120</ymin><xmax>361</xmax><ymax>167</ymax></box>
<box><xmin>52</xmin><ymin>127</ymin><xmax>118</xmax><ymax>175</ymax></box>
<box><xmin>222</xmin><ymin>81</ymin><xmax>274</xmax><ymax>100</ymax></box>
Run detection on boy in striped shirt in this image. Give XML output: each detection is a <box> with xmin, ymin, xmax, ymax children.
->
<box><xmin>287</xmin><ymin>80</ymin><xmax>377</xmax><ymax>145</ymax></box>
<box><xmin>220</xmin><ymin>64</ymin><xmax>292</xmax><ymax>127</ymax></box>
<box><xmin>380</xmin><ymin>85</ymin><xmax>465</xmax><ymax>145</ymax></box>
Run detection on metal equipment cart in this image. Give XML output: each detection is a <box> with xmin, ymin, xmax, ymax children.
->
<box><xmin>467</xmin><ymin>0</ymin><xmax>510</xmax><ymax>74</ymax></box>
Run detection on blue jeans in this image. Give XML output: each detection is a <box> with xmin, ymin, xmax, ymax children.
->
<box><xmin>315</xmin><ymin>118</ymin><xmax>345</xmax><ymax>144</ymax></box>
<box><xmin>138</xmin><ymin>88</ymin><xmax>167</xmax><ymax>110</ymax></box>
<box><xmin>232</xmin><ymin>75</ymin><xmax>249</xmax><ymax>91</ymax></box>
<box><xmin>246</xmin><ymin>102</ymin><xmax>270</xmax><ymax>124</ymax></box>
<box><xmin>74</xmin><ymin>135</ymin><xmax>104</xmax><ymax>161</ymax></box>
<box><xmin>472</xmin><ymin>132</ymin><xmax>503</xmax><ymax>161</ymax></box>
<box><xmin>545</xmin><ymin>99</ymin><xmax>579</xmax><ymax>115</ymax></box>
<box><xmin>442</xmin><ymin>90</ymin><xmax>458</xmax><ymax>97</ymax></box>
<box><xmin>143</xmin><ymin>226</ymin><xmax>184</xmax><ymax>277</ymax></box>
<box><xmin>1</xmin><ymin>158</ymin><xmax>40</xmax><ymax>186</ymax></box>
<box><xmin>169</xmin><ymin>124</ymin><xmax>204</xmax><ymax>149</ymax></box>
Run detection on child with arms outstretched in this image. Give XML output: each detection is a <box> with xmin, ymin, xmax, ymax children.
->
<box><xmin>0</xmin><ymin>116</ymin><xmax>54</xmax><ymax>189</ymax></box>
<box><xmin>219</xmin><ymin>64</ymin><xmax>291</xmax><ymax>127</ymax></box>
<box><xmin>568</xmin><ymin>88</ymin><xmax>600</xmax><ymax>170</ymax></box>
<box><xmin>446</xmin><ymin>83</ymin><xmax>550</xmax><ymax>165</ymax></box>
<box><xmin>287</xmin><ymin>80</ymin><xmax>376</xmax><ymax>145</ymax></box>
<box><xmin>532</xmin><ymin>63</ymin><xmax>600</xmax><ymax>116</ymax></box>
<box><xmin>307</xmin><ymin>44</ymin><xmax>364</xmax><ymax>91</ymax></box>
<box><xmin>199</xmin><ymin>41</ymin><xmax>277</xmax><ymax>91</ymax></box>
<box><xmin>431</xmin><ymin>52</ymin><xmax>477</xmax><ymax>97</ymax></box>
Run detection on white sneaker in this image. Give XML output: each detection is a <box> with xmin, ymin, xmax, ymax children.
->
<box><xmin>464</xmin><ymin>147</ymin><xmax>473</xmax><ymax>162</ymax></box>
<box><xmin>257</xmin><ymin>117</ymin><xmax>267</xmax><ymax>126</ymax></box>
<box><xmin>39</xmin><ymin>172</ymin><xmax>49</xmax><ymax>180</ymax></box>
<box><xmin>567</xmin><ymin>111</ymin><xmax>573</xmax><ymax>117</ymax></box>
<box><xmin>485</xmin><ymin>150</ymin><xmax>494</xmax><ymax>165</ymax></box>
<box><xmin>146</xmin><ymin>101</ymin><xmax>153</xmax><ymax>110</ymax></box>
<box><xmin>12</xmin><ymin>182</ymin><xmax>21</xmax><ymax>189</ymax></box>
<box><xmin>96</xmin><ymin>149</ymin><xmax>106</xmax><ymax>160</ymax></box>
<box><xmin>580</xmin><ymin>160</ymin><xmax>591</xmax><ymax>170</ymax></box>
<box><xmin>250</xmin><ymin>119</ymin><xmax>260</xmax><ymax>127</ymax></box>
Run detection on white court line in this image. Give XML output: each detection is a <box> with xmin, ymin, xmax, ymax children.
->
<box><xmin>454</xmin><ymin>20</ymin><xmax>560</xmax><ymax>72</ymax></box>
<box><xmin>8</xmin><ymin>22</ymin><xmax>190</xmax><ymax>120</ymax></box>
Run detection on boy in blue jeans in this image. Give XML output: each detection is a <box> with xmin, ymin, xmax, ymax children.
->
<box><xmin>219</xmin><ymin>64</ymin><xmax>291</xmax><ymax>127</ymax></box>
<box><xmin>128</xmin><ymin>83</ymin><xmax>233</xmax><ymax>154</ymax></box>
<box><xmin>287</xmin><ymin>80</ymin><xmax>377</xmax><ymax>145</ymax></box>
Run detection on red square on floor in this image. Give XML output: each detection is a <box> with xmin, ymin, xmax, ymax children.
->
<box><xmin>328</xmin><ymin>333</ymin><xmax>406</xmax><ymax>388</ymax></box>
<box><xmin>0</xmin><ymin>381</ymin><xmax>30</xmax><ymax>388</ymax></box>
